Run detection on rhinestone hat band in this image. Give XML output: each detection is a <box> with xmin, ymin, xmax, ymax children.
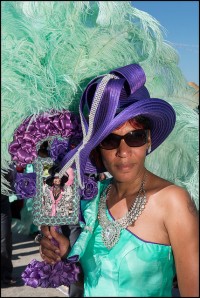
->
<box><xmin>58</xmin><ymin>74</ymin><xmax>119</xmax><ymax>188</ymax></box>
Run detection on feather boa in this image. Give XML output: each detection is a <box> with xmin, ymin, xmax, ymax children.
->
<box><xmin>2</xmin><ymin>1</ymin><xmax>198</xmax><ymax>208</ymax></box>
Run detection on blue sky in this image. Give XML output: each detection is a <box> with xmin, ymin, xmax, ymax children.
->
<box><xmin>132</xmin><ymin>1</ymin><xmax>199</xmax><ymax>84</ymax></box>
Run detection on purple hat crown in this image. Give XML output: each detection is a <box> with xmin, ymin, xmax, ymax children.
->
<box><xmin>85</xmin><ymin>64</ymin><xmax>149</xmax><ymax>108</ymax></box>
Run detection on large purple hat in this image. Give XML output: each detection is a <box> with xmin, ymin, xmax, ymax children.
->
<box><xmin>59</xmin><ymin>64</ymin><xmax>176</xmax><ymax>188</ymax></box>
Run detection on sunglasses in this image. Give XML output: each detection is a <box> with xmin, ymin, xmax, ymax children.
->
<box><xmin>99</xmin><ymin>129</ymin><xmax>148</xmax><ymax>150</ymax></box>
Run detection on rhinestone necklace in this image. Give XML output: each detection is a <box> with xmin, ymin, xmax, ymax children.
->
<box><xmin>98</xmin><ymin>174</ymin><xmax>147</xmax><ymax>249</ymax></box>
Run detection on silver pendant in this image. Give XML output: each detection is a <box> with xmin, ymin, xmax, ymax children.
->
<box><xmin>102</xmin><ymin>224</ymin><xmax>121</xmax><ymax>249</ymax></box>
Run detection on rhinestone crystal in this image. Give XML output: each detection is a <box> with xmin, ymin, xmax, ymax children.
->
<box><xmin>102</xmin><ymin>225</ymin><xmax>121</xmax><ymax>249</ymax></box>
<box><xmin>98</xmin><ymin>174</ymin><xmax>147</xmax><ymax>249</ymax></box>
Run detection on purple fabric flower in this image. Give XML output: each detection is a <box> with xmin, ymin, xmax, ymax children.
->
<box><xmin>15</xmin><ymin>172</ymin><xmax>36</xmax><ymax>199</ymax></box>
<box><xmin>50</xmin><ymin>138</ymin><xmax>69</xmax><ymax>161</ymax></box>
<box><xmin>21</xmin><ymin>259</ymin><xmax>80</xmax><ymax>288</ymax></box>
<box><xmin>81</xmin><ymin>176</ymin><xmax>98</xmax><ymax>200</ymax></box>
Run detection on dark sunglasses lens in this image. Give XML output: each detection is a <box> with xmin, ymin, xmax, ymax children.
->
<box><xmin>126</xmin><ymin>130</ymin><xmax>147</xmax><ymax>147</ymax></box>
<box><xmin>100</xmin><ymin>134</ymin><xmax>120</xmax><ymax>149</ymax></box>
<box><xmin>100</xmin><ymin>130</ymin><xmax>147</xmax><ymax>149</ymax></box>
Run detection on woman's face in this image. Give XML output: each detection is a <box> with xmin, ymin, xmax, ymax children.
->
<box><xmin>100</xmin><ymin>122</ymin><xmax>150</xmax><ymax>182</ymax></box>
<box><xmin>53</xmin><ymin>177</ymin><xmax>61</xmax><ymax>186</ymax></box>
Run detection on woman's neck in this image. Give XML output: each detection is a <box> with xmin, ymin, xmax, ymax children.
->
<box><xmin>111</xmin><ymin>170</ymin><xmax>147</xmax><ymax>201</ymax></box>
<box><xmin>53</xmin><ymin>185</ymin><xmax>61</xmax><ymax>190</ymax></box>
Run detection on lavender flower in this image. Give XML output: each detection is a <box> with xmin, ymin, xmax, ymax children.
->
<box><xmin>81</xmin><ymin>176</ymin><xmax>98</xmax><ymax>200</ymax></box>
<box><xmin>50</xmin><ymin>138</ymin><xmax>69</xmax><ymax>161</ymax></box>
<box><xmin>21</xmin><ymin>259</ymin><xmax>80</xmax><ymax>288</ymax></box>
<box><xmin>15</xmin><ymin>173</ymin><xmax>36</xmax><ymax>199</ymax></box>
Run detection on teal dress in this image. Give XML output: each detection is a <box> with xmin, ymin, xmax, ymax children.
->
<box><xmin>68</xmin><ymin>179</ymin><xmax>176</xmax><ymax>297</ymax></box>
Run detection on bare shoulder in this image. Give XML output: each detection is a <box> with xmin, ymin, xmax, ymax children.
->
<box><xmin>147</xmin><ymin>172</ymin><xmax>198</xmax><ymax>217</ymax></box>
<box><xmin>161</xmin><ymin>184</ymin><xmax>198</xmax><ymax>218</ymax></box>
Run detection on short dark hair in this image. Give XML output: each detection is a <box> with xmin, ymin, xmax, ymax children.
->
<box><xmin>129</xmin><ymin>115</ymin><xmax>152</xmax><ymax>130</ymax></box>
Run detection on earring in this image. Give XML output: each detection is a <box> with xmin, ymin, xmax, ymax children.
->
<box><xmin>147</xmin><ymin>144</ymin><xmax>151</xmax><ymax>154</ymax></box>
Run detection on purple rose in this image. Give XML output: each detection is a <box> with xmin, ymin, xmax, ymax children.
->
<box><xmin>21</xmin><ymin>259</ymin><xmax>80</xmax><ymax>288</ymax></box>
<box><xmin>81</xmin><ymin>176</ymin><xmax>98</xmax><ymax>200</ymax></box>
<box><xmin>50</xmin><ymin>138</ymin><xmax>69</xmax><ymax>161</ymax></box>
<box><xmin>15</xmin><ymin>172</ymin><xmax>36</xmax><ymax>199</ymax></box>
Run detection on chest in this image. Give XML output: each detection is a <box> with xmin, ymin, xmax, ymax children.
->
<box><xmin>107</xmin><ymin>195</ymin><xmax>170</xmax><ymax>245</ymax></box>
<box><xmin>81</xmin><ymin>220</ymin><xmax>175</xmax><ymax>297</ymax></box>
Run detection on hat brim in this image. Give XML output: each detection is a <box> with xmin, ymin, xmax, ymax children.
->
<box><xmin>84</xmin><ymin>97</ymin><xmax>176</xmax><ymax>174</ymax></box>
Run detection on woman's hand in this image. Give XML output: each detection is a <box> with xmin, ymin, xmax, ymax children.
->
<box><xmin>40</xmin><ymin>226</ymin><xmax>70</xmax><ymax>264</ymax></box>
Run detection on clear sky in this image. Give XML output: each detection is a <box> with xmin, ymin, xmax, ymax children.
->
<box><xmin>132</xmin><ymin>1</ymin><xmax>199</xmax><ymax>84</ymax></box>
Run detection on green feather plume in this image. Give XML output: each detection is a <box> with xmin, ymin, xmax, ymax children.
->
<box><xmin>146</xmin><ymin>102</ymin><xmax>199</xmax><ymax>209</ymax></box>
<box><xmin>1</xmin><ymin>1</ymin><xmax>198</xmax><ymax>209</ymax></box>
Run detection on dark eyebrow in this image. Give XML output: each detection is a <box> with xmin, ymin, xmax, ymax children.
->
<box><xmin>108</xmin><ymin>129</ymin><xmax>147</xmax><ymax>137</ymax></box>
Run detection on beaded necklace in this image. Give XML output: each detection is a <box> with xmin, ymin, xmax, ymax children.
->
<box><xmin>98</xmin><ymin>174</ymin><xmax>147</xmax><ymax>249</ymax></box>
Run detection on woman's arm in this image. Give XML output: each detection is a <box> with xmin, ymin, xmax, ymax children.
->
<box><xmin>164</xmin><ymin>186</ymin><xmax>199</xmax><ymax>297</ymax></box>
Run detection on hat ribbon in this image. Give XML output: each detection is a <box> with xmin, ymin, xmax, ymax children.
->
<box><xmin>58</xmin><ymin>74</ymin><xmax>119</xmax><ymax>188</ymax></box>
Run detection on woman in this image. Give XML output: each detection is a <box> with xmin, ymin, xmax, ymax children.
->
<box><xmin>42</xmin><ymin>171</ymin><xmax>73</xmax><ymax>217</ymax></box>
<box><xmin>39</xmin><ymin>64</ymin><xmax>199</xmax><ymax>297</ymax></box>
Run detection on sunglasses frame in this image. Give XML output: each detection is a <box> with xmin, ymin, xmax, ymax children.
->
<box><xmin>99</xmin><ymin>129</ymin><xmax>149</xmax><ymax>150</ymax></box>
